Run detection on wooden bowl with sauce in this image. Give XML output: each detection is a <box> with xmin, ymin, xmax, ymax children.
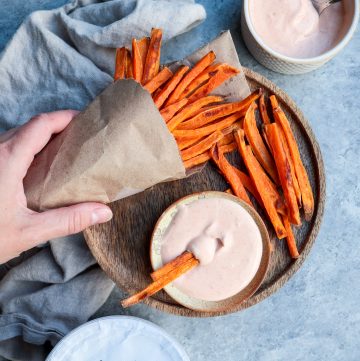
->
<box><xmin>150</xmin><ymin>191</ymin><xmax>271</xmax><ymax>313</ymax></box>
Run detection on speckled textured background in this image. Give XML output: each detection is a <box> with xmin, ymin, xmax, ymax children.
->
<box><xmin>1</xmin><ymin>1</ymin><xmax>359</xmax><ymax>360</ymax></box>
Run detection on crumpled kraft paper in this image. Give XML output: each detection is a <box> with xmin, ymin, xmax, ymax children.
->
<box><xmin>24</xmin><ymin>31</ymin><xmax>250</xmax><ymax>211</ymax></box>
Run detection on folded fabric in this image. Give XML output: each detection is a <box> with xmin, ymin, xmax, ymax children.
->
<box><xmin>0</xmin><ymin>1</ymin><xmax>206</xmax><ymax>360</ymax></box>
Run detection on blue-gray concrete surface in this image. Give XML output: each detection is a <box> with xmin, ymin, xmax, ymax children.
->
<box><xmin>1</xmin><ymin>1</ymin><xmax>359</xmax><ymax>360</ymax></box>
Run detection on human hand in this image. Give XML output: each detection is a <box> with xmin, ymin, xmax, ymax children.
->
<box><xmin>0</xmin><ymin>110</ymin><xmax>113</xmax><ymax>264</ymax></box>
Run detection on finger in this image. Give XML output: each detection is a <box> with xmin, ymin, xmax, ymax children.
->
<box><xmin>25</xmin><ymin>203</ymin><xmax>113</xmax><ymax>247</ymax></box>
<box><xmin>13</xmin><ymin>110</ymin><xmax>80</xmax><ymax>169</ymax></box>
<box><xmin>0</xmin><ymin>127</ymin><xmax>18</xmax><ymax>143</ymax></box>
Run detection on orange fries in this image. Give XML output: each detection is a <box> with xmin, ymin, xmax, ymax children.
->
<box><xmin>113</xmin><ymin>30</ymin><xmax>314</xmax><ymax>260</ymax></box>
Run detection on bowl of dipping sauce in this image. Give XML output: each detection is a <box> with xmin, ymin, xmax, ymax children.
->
<box><xmin>150</xmin><ymin>191</ymin><xmax>270</xmax><ymax>313</ymax></box>
<box><xmin>241</xmin><ymin>0</ymin><xmax>359</xmax><ymax>74</ymax></box>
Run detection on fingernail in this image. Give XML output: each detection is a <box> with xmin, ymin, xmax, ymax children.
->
<box><xmin>92</xmin><ymin>207</ymin><xmax>113</xmax><ymax>224</ymax></box>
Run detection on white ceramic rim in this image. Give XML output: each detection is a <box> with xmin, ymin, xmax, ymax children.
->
<box><xmin>46</xmin><ymin>315</ymin><xmax>190</xmax><ymax>361</ymax></box>
<box><xmin>243</xmin><ymin>0</ymin><xmax>359</xmax><ymax>64</ymax></box>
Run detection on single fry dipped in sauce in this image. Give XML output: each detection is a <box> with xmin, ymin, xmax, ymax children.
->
<box><xmin>121</xmin><ymin>255</ymin><xmax>199</xmax><ymax>308</ymax></box>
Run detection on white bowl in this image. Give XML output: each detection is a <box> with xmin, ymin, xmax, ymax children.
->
<box><xmin>150</xmin><ymin>191</ymin><xmax>270</xmax><ymax>313</ymax></box>
<box><xmin>241</xmin><ymin>0</ymin><xmax>359</xmax><ymax>74</ymax></box>
<box><xmin>46</xmin><ymin>316</ymin><xmax>190</xmax><ymax>361</ymax></box>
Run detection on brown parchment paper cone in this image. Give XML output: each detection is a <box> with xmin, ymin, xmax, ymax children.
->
<box><xmin>25</xmin><ymin>80</ymin><xmax>185</xmax><ymax>210</ymax></box>
<box><xmin>25</xmin><ymin>31</ymin><xmax>250</xmax><ymax>211</ymax></box>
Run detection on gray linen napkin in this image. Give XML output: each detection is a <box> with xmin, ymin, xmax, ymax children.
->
<box><xmin>0</xmin><ymin>0</ymin><xmax>206</xmax><ymax>360</ymax></box>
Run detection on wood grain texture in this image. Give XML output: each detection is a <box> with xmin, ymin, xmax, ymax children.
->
<box><xmin>84</xmin><ymin>67</ymin><xmax>326</xmax><ymax>317</ymax></box>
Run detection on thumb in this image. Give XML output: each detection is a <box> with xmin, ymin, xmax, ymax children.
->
<box><xmin>27</xmin><ymin>203</ymin><xmax>113</xmax><ymax>246</ymax></box>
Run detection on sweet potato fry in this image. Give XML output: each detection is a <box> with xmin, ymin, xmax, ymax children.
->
<box><xmin>121</xmin><ymin>255</ymin><xmax>199</xmax><ymax>308</ymax></box>
<box><xmin>132</xmin><ymin>38</ymin><xmax>143</xmax><ymax>82</ymax></box>
<box><xmin>144</xmin><ymin>67</ymin><xmax>173</xmax><ymax>94</ymax></box>
<box><xmin>218</xmin><ymin>133</ymin><xmax>234</xmax><ymax>146</ymax></box>
<box><xmin>180</xmin><ymin>63</ymin><xmax>225</xmax><ymax>99</ymax></box>
<box><xmin>268</xmin><ymin>126</ymin><xmax>301</xmax><ymax>206</ymax></box>
<box><xmin>173</xmin><ymin>112</ymin><xmax>242</xmax><ymax>139</ymax></box>
<box><xmin>151</xmin><ymin>251</ymin><xmax>193</xmax><ymax>281</ymax></box>
<box><xmin>262</xmin><ymin>128</ymin><xmax>271</xmax><ymax>151</ymax></box>
<box><xmin>183</xmin><ymin>152</ymin><xmax>209</xmax><ymax>168</ymax></box>
<box><xmin>125</xmin><ymin>51</ymin><xmax>133</xmax><ymax>78</ymax></box>
<box><xmin>232</xmin><ymin>168</ymin><xmax>263</xmax><ymax>207</ymax></box>
<box><xmin>152</xmin><ymin>87</ymin><xmax>163</xmax><ymax>100</ymax></box>
<box><xmin>236</xmin><ymin>138</ymin><xmax>286</xmax><ymax>215</ymax></box>
<box><xmin>154</xmin><ymin>66</ymin><xmax>189</xmax><ymax>109</ymax></box>
<box><xmin>142</xmin><ymin>28</ymin><xmax>162</xmax><ymax>84</ymax></box>
<box><xmin>164</xmin><ymin>51</ymin><xmax>216</xmax><ymax>106</ymax></box>
<box><xmin>210</xmin><ymin>144</ymin><xmax>252</xmax><ymax>206</ymax></box>
<box><xmin>234</xmin><ymin>129</ymin><xmax>287</xmax><ymax>238</ymax></box>
<box><xmin>167</xmin><ymin>95</ymin><xmax>224</xmax><ymax>131</ymax></box>
<box><xmin>181</xmin><ymin>130</ymin><xmax>223</xmax><ymax>161</ymax></box>
<box><xmin>179</xmin><ymin>130</ymin><xmax>238</xmax><ymax>151</ymax></box>
<box><xmin>177</xmin><ymin>136</ymin><xmax>203</xmax><ymax>151</ymax></box>
<box><xmin>183</xmin><ymin>142</ymin><xmax>236</xmax><ymax>168</ymax></box>
<box><xmin>178</xmin><ymin>121</ymin><xmax>241</xmax><ymax>151</ymax></box>
<box><xmin>188</xmin><ymin>64</ymin><xmax>240</xmax><ymax>103</ymax></box>
<box><xmin>177</xmin><ymin>90</ymin><xmax>261</xmax><ymax>131</ymax></box>
<box><xmin>270</xmin><ymin>95</ymin><xmax>314</xmax><ymax>220</ymax></box>
<box><xmin>244</xmin><ymin>102</ymin><xmax>279</xmax><ymax>184</ymax></box>
<box><xmin>282</xmin><ymin>215</ymin><xmax>299</xmax><ymax>259</ymax></box>
<box><xmin>137</xmin><ymin>37</ymin><xmax>150</xmax><ymax>81</ymax></box>
<box><xmin>189</xmin><ymin>104</ymin><xmax>221</xmax><ymax>118</ymax></box>
<box><xmin>160</xmin><ymin>98</ymin><xmax>188</xmax><ymax>123</ymax></box>
<box><xmin>266</xmin><ymin>123</ymin><xmax>301</xmax><ymax>226</ymax></box>
<box><xmin>220</xmin><ymin>142</ymin><xmax>237</xmax><ymax>153</ymax></box>
<box><xmin>259</xmin><ymin>93</ymin><xmax>271</xmax><ymax>125</ymax></box>
<box><xmin>221</xmin><ymin>121</ymin><xmax>243</xmax><ymax>135</ymax></box>
<box><xmin>280</xmin><ymin>135</ymin><xmax>301</xmax><ymax>206</ymax></box>
<box><xmin>114</xmin><ymin>47</ymin><xmax>128</xmax><ymax>80</ymax></box>
<box><xmin>266</xmin><ymin>102</ymin><xmax>301</xmax><ymax>206</ymax></box>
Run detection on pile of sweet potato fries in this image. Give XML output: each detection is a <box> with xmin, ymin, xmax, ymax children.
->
<box><xmin>114</xmin><ymin>28</ymin><xmax>314</xmax><ymax>260</ymax></box>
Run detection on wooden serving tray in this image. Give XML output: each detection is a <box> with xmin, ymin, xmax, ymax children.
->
<box><xmin>84</xmin><ymin>68</ymin><xmax>326</xmax><ymax>317</ymax></box>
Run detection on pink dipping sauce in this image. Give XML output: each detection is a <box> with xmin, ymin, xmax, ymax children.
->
<box><xmin>249</xmin><ymin>0</ymin><xmax>348</xmax><ymax>58</ymax></box>
<box><xmin>160</xmin><ymin>197</ymin><xmax>263</xmax><ymax>301</ymax></box>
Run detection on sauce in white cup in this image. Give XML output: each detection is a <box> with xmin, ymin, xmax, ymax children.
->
<box><xmin>160</xmin><ymin>196</ymin><xmax>263</xmax><ymax>302</ymax></box>
<box><xmin>241</xmin><ymin>0</ymin><xmax>358</xmax><ymax>73</ymax></box>
<box><xmin>249</xmin><ymin>0</ymin><xmax>349</xmax><ymax>58</ymax></box>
